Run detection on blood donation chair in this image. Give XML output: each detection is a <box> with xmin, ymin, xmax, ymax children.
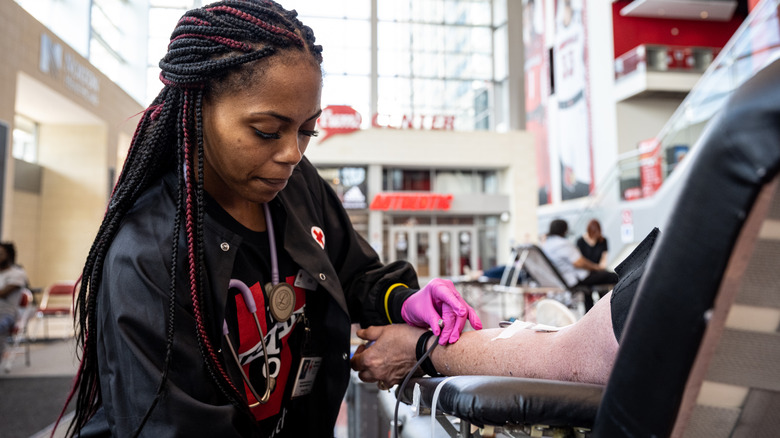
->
<box><xmin>498</xmin><ymin>244</ymin><xmax>569</xmax><ymax>290</ymax></box>
<box><xmin>497</xmin><ymin>243</ymin><xmax>613</xmax><ymax>321</ymax></box>
<box><xmin>397</xmin><ymin>58</ymin><xmax>780</xmax><ymax>438</ymax></box>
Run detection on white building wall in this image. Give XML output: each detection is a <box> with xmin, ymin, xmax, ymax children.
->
<box><xmin>34</xmin><ymin>124</ymin><xmax>107</xmax><ymax>287</ymax></box>
<box><xmin>305</xmin><ymin>128</ymin><xmax>538</xmax><ymax>266</ymax></box>
<box><xmin>616</xmin><ymin>98</ymin><xmax>681</xmax><ymax>155</ymax></box>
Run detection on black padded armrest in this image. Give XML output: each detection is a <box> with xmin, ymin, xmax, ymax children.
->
<box><xmin>398</xmin><ymin>376</ymin><xmax>604</xmax><ymax>429</ymax></box>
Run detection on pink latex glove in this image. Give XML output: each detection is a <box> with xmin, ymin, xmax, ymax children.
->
<box><xmin>401</xmin><ymin>278</ymin><xmax>482</xmax><ymax>345</ymax></box>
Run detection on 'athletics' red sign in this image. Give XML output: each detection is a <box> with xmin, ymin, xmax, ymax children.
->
<box><xmin>369</xmin><ymin>193</ymin><xmax>453</xmax><ymax>211</ymax></box>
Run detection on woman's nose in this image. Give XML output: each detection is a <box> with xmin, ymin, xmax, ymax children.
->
<box><xmin>276</xmin><ymin>137</ymin><xmax>303</xmax><ymax>165</ymax></box>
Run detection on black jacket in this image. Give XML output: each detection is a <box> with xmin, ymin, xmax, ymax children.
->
<box><xmin>93</xmin><ymin>157</ymin><xmax>418</xmax><ymax>437</ymax></box>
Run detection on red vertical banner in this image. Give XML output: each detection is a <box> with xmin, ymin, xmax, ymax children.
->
<box><xmin>639</xmin><ymin>138</ymin><xmax>663</xmax><ymax>198</ymax></box>
<box><xmin>524</xmin><ymin>0</ymin><xmax>551</xmax><ymax>205</ymax></box>
<box><xmin>554</xmin><ymin>0</ymin><xmax>593</xmax><ymax>201</ymax></box>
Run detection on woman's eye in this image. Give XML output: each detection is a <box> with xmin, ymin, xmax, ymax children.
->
<box><xmin>300</xmin><ymin>130</ymin><xmax>319</xmax><ymax>138</ymax></box>
<box><xmin>255</xmin><ymin>129</ymin><xmax>281</xmax><ymax>140</ymax></box>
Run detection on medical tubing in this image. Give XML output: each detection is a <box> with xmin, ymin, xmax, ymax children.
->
<box><xmin>430</xmin><ymin>376</ymin><xmax>457</xmax><ymax>437</ymax></box>
<box><xmin>393</xmin><ymin>333</ymin><xmax>440</xmax><ymax>438</ymax></box>
<box><xmin>225</xmin><ymin>279</ymin><xmax>274</xmax><ymax>404</ymax></box>
<box><xmin>222</xmin><ymin>321</ymin><xmax>265</xmax><ymax>406</ymax></box>
<box><xmin>262</xmin><ymin>203</ymin><xmax>279</xmax><ymax>285</ymax></box>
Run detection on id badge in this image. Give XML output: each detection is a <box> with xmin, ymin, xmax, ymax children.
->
<box><xmin>294</xmin><ymin>269</ymin><xmax>318</xmax><ymax>290</ymax></box>
<box><xmin>291</xmin><ymin>356</ymin><xmax>322</xmax><ymax>398</ymax></box>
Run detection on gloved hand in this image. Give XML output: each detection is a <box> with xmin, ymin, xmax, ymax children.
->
<box><xmin>401</xmin><ymin>278</ymin><xmax>482</xmax><ymax>345</ymax></box>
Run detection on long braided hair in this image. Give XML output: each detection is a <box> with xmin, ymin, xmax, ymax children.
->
<box><xmin>63</xmin><ymin>1</ymin><xmax>322</xmax><ymax>436</ymax></box>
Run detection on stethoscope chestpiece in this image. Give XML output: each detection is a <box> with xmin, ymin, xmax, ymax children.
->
<box><xmin>267</xmin><ymin>282</ymin><xmax>296</xmax><ymax>322</ymax></box>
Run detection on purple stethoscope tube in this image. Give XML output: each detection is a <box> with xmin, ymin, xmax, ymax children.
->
<box><xmin>222</xmin><ymin>203</ymin><xmax>279</xmax><ymax>406</ymax></box>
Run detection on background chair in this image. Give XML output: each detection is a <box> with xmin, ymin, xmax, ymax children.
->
<box><xmin>398</xmin><ymin>57</ymin><xmax>780</xmax><ymax>438</ymax></box>
<box><xmin>34</xmin><ymin>281</ymin><xmax>76</xmax><ymax>340</ymax></box>
<box><xmin>500</xmin><ymin>243</ymin><xmax>613</xmax><ymax>320</ymax></box>
<box><xmin>2</xmin><ymin>288</ymin><xmax>34</xmax><ymax>372</ymax></box>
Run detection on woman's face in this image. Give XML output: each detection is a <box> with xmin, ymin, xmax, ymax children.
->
<box><xmin>0</xmin><ymin>246</ymin><xmax>9</xmax><ymax>268</ymax></box>
<box><xmin>202</xmin><ymin>53</ymin><xmax>322</xmax><ymax>208</ymax></box>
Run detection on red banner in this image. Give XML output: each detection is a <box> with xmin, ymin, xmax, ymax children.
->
<box><xmin>639</xmin><ymin>138</ymin><xmax>663</xmax><ymax>198</ymax></box>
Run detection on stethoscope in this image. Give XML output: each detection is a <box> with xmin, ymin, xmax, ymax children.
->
<box><xmin>222</xmin><ymin>203</ymin><xmax>291</xmax><ymax>406</ymax></box>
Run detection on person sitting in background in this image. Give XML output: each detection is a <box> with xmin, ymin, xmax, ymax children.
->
<box><xmin>542</xmin><ymin>219</ymin><xmax>617</xmax><ymax>311</ymax></box>
<box><xmin>0</xmin><ymin>242</ymin><xmax>29</xmax><ymax>361</ymax></box>
<box><xmin>577</xmin><ymin>219</ymin><xmax>609</xmax><ymax>269</ymax></box>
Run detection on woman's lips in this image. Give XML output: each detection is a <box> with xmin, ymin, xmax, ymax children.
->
<box><xmin>259</xmin><ymin>178</ymin><xmax>288</xmax><ymax>191</ymax></box>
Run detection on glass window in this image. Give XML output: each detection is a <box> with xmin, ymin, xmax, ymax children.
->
<box><xmin>377</xmin><ymin>23</ymin><xmax>492</xmax><ymax>79</ymax></box>
<box><xmin>383</xmin><ymin>169</ymin><xmax>432</xmax><ymax>191</ymax></box>
<box><xmin>378</xmin><ymin>0</ymin><xmax>491</xmax><ymax>26</ymax></box>
<box><xmin>305</xmin><ymin>17</ymin><xmax>371</xmax><ymax>76</ymax></box>
<box><xmin>432</xmin><ymin>169</ymin><xmax>499</xmax><ymax>193</ymax></box>
<box><xmin>435</xmin><ymin>170</ymin><xmax>480</xmax><ymax>193</ymax></box>
<box><xmin>482</xmin><ymin>170</ymin><xmax>499</xmax><ymax>193</ymax></box>
<box><xmin>493</xmin><ymin>0</ymin><xmax>508</xmax><ymax>25</ymax></box>
<box><xmin>317</xmin><ymin>166</ymin><xmax>368</xmax><ymax>209</ymax></box>
<box><xmin>12</xmin><ymin>115</ymin><xmax>38</xmax><ymax>163</ymax></box>
<box><xmin>493</xmin><ymin>24</ymin><xmax>508</xmax><ymax>81</ymax></box>
<box><xmin>392</xmin><ymin>216</ymin><xmax>432</xmax><ymax>225</ymax></box>
<box><xmin>375</xmin><ymin>0</ymin><xmax>496</xmax><ymax>132</ymax></box>
<box><xmin>145</xmin><ymin>0</ymin><xmax>501</xmax><ymax>130</ymax></box>
<box><xmin>91</xmin><ymin>0</ymin><xmax>124</xmax><ymax>51</ymax></box>
<box><xmin>478</xmin><ymin>216</ymin><xmax>499</xmax><ymax>271</ymax></box>
<box><xmin>376</xmin><ymin>78</ymin><xmax>489</xmax><ymax>130</ymax></box>
<box><xmin>434</xmin><ymin>216</ymin><xmax>474</xmax><ymax>225</ymax></box>
<box><xmin>90</xmin><ymin>38</ymin><xmax>122</xmax><ymax>85</ymax></box>
<box><xmin>322</xmin><ymin>46</ymin><xmax>371</xmax><ymax>76</ymax></box>
<box><xmin>149</xmin><ymin>0</ymin><xmax>200</xmax><ymax>7</ymax></box>
<box><xmin>321</xmin><ymin>75</ymin><xmax>370</xmax><ymax>128</ymax></box>
<box><xmin>474</xmin><ymin>88</ymin><xmax>490</xmax><ymax>130</ymax></box>
<box><xmin>289</xmin><ymin>0</ymin><xmax>370</xmax><ymax>19</ymax></box>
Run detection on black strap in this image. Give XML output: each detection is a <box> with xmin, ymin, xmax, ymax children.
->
<box><xmin>415</xmin><ymin>330</ymin><xmax>441</xmax><ymax>377</ymax></box>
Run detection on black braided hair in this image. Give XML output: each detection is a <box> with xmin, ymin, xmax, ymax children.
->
<box><xmin>61</xmin><ymin>1</ymin><xmax>323</xmax><ymax>436</ymax></box>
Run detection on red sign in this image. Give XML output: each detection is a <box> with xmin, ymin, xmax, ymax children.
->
<box><xmin>621</xmin><ymin>209</ymin><xmax>633</xmax><ymax>225</ymax></box>
<box><xmin>639</xmin><ymin>138</ymin><xmax>663</xmax><ymax>198</ymax></box>
<box><xmin>317</xmin><ymin>105</ymin><xmax>362</xmax><ymax>142</ymax></box>
<box><xmin>623</xmin><ymin>187</ymin><xmax>642</xmax><ymax>201</ymax></box>
<box><xmin>369</xmin><ymin>193</ymin><xmax>453</xmax><ymax>211</ymax></box>
<box><xmin>371</xmin><ymin>113</ymin><xmax>455</xmax><ymax>131</ymax></box>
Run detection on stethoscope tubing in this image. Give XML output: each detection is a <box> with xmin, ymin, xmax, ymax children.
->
<box><xmin>221</xmin><ymin>203</ymin><xmax>281</xmax><ymax>406</ymax></box>
<box><xmin>223</xmin><ymin>279</ymin><xmax>274</xmax><ymax>406</ymax></box>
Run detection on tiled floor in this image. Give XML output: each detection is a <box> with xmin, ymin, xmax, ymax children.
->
<box><xmin>1</xmin><ymin>334</ymin><xmax>78</xmax><ymax>438</ymax></box>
